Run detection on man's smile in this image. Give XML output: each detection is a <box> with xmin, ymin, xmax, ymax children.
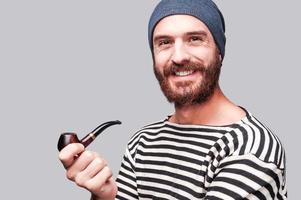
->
<box><xmin>169</xmin><ymin>69</ymin><xmax>201</xmax><ymax>84</ymax></box>
<box><xmin>174</xmin><ymin>70</ymin><xmax>194</xmax><ymax>76</ymax></box>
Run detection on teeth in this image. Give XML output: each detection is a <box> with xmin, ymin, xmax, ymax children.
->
<box><xmin>175</xmin><ymin>70</ymin><xmax>193</xmax><ymax>76</ymax></box>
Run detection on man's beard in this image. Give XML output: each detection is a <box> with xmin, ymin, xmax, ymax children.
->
<box><xmin>153</xmin><ymin>54</ymin><xmax>221</xmax><ymax>108</ymax></box>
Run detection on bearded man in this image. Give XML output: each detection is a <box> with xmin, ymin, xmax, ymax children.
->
<box><xmin>59</xmin><ymin>0</ymin><xmax>287</xmax><ymax>199</ymax></box>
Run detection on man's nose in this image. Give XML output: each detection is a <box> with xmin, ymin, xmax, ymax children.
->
<box><xmin>171</xmin><ymin>41</ymin><xmax>191</xmax><ymax>65</ymax></box>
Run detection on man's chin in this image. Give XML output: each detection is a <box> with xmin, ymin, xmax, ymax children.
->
<box><xmin>162</xmin><ymin>83</ymin><xmax>215</xmax><ymax>107</ymax></box>
<box><xmin>163</xmin><ymin>88</ymin><xmax>197</xmax><ymax>106</ymax></box>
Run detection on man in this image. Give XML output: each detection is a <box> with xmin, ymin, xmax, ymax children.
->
<box><xmin>59</xmin><ymin>0</ymin><xmax>287</xmax><ymax>199</ymax></box>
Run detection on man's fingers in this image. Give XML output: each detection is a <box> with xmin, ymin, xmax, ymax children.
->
<box><xmin>67</xmin><ymin>151</ymin><xmax>103</xmax><ymax>181</ymax></box>
<box><xmin>74</xmin><ymin>157</ymin><xmax>107</xmax><ymax>187</ymax></box>
<box><xmin>58</xmin><ymin>143</ymin><xmax>85</xmax><ymax>168</ymax></box>
<box><xmin>82</xmin><ymin>156</ymin><xmax>107</xmax><ymax>178</ymax></box>
<box><xmin>85</xmin><ymin>166</ymin><xmax>113</xmax><ymax>194</ymax></box>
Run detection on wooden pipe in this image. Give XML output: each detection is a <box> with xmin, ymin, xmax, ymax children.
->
<box><xmin>57</xmin><ymin>120</ymin><xmax>121</xmax><ymax>151</ymax></box>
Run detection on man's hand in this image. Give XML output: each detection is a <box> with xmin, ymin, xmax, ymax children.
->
<box><xmin>58</xmin><ymin>143</ymin><xmax>117</xmax><ymax>200</ymax></box>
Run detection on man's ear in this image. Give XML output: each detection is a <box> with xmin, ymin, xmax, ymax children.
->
<box><xmin>219</xmin><ymin>54</ymin><xmax>223</xmax><ymax>68</ymax></box>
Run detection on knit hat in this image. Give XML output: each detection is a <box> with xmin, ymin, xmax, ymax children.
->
<box><xmin>148</xmin><ymin>0</ymin><xmax>226</xmax><ymax>59</ymax></box>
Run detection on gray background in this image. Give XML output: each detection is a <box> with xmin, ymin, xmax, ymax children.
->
<box><xmin>0</xmin><ymin>0</ymin><xmax>299</xmax><ymax>199</ymax></box>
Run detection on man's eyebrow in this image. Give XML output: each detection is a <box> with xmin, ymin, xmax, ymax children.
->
<box><xmin>153</xmin><ymin>34</ymin><xmax>171</xmax><ymax>43</ymax></box>
<box><xmin>153</xmin><ymin>30</ymin><xmax>208</xmax><ymax>42</ymax></box>
<box><xmin>185</xmin><ymin>30</ymin><xmax>208</xmax><ymax>36</ymax></box>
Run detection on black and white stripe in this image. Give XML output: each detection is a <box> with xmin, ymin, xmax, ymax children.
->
<box><xmin>116</xmin><ymin>110</ymin><xmax>287</xmax><ymax>199</ymax></box>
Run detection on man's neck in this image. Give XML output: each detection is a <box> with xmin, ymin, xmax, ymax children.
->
<box><xmin>169</xmin><ymin>86</ymin><xmax>246</xmax><ymax>126</ymax></box>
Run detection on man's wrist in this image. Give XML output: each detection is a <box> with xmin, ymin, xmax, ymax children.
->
<box><xmin>90</xmin><ymin>194</ymin><xmax>115</xmax><ymax>200</ymax></box>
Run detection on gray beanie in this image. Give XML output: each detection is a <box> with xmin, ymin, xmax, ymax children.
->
<box><xmin>148</xmin><ymin>0</ymin><xmax>226</xmax><ymax>59</ymax></box>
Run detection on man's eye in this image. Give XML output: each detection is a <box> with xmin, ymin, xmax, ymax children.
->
<box><xmin>190</xmin><ymin>36</ymin><xmax>203</xmax><ymax>42</ymax></box>
<box><xmin>158</xmin><ymin>40</ymin><xmax>170</xmax><ymax>46</ymax></box>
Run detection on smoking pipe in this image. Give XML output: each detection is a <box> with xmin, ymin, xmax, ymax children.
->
<box><xmin>57</xmin><ymin>120</ymin><xmax>121</xmax><ymax>151</ymax></box>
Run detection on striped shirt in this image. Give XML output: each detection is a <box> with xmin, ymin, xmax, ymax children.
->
<box><xmin>116</xmin><ymin>109</ymin><xmax>287</xmax><ymax>199</ymax></box>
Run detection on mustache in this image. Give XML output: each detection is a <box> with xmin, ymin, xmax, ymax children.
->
<box><xmin>163</xmin><ymin>62</ymin><xmax>206</xmax><ymax>77</ymax></box>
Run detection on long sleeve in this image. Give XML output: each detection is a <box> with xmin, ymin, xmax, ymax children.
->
<box><xmin>204</xmin><ymin>154</ymin><xmax>287</xmax><ymax>199</ymax></box>
<box><xmin>116</xmin><ymin>147</ymin><xmax>139</xmax><ymax>200</ymax></box>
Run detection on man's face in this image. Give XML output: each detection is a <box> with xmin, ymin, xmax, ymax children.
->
<box><xmin>152</xmin><ymin>15</ymin><xmax>222</xmax><ymax>107</ymax></box>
